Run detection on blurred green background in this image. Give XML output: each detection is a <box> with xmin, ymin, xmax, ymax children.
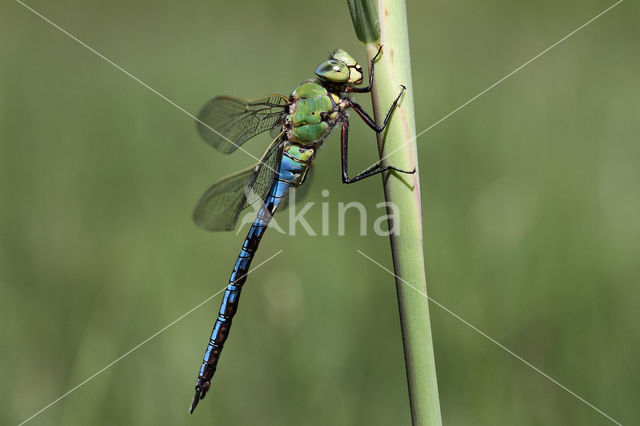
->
<box><xmin>1</xmin><ymin>0</ymin><xmax>638</xmax><ymax>424</ymax></box>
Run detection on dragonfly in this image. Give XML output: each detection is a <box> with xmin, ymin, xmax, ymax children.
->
<box><xmin>189</xmin><ymin>46</ymin><xmax>413</xmax><ymax>413</ymax></box>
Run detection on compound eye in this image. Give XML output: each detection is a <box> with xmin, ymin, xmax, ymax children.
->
<box><xmin>314</xmin><ymin>60</ymin><xmax>349</xmax><ymax>83</ymax></box>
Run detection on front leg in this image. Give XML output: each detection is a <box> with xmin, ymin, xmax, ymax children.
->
<box><xmin>346</xmin><ymin>44</ymin><xmax>383</xmax><ymax>93</ymax></box>
<box><xmin>340</xmin><ymin>117</ymin><xmax>416</xmax><ymax>184</ymax></box>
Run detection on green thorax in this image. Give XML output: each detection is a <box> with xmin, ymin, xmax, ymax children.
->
<box><xmin>286</xmin><ymin>81</ymin><xmax>339</xmax><ymax>145</ymax></box>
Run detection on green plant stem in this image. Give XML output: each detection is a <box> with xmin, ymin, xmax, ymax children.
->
<box><xmin>350</xmin><ymin>1</ymin><xmax>443</xmax><ymax>424</ymax></box>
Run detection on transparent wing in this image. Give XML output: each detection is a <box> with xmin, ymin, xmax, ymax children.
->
<box><xmin>269</xmin><ymin>125</ymin><xmax>284</xmax><ymax>140</ymax></box>
<box><xmin>196</xmin><ymin>95</ymin><xmax>289</xmax><ymax>154</ymax></box>
<box><xmin>193</xmin><ymin>134</ymin><xmax>285</xmax><ymax>231</ymax></box>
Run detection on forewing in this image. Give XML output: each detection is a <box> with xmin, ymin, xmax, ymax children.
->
<box><xmin>193</xmin><ymin>135</ymin><xmax>285</xmax><ymax>231</ymax></box>
<box><xmin>196</xmin><ymin>95</ymin><xmax>289</xmax><ymax>154</ymax></box>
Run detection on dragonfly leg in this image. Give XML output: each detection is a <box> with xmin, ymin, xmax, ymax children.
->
<box><xmin>347</xmin><ymin>44</ymin><xmax>383</xmax><ymax>93</ymax></box>
<box><xmin>340</xmin><ymin>118</ymin><xmax>415</xmax><ymax>184</ymax></box>
<box><xmin>347</xmin><ymin>85</ymin><xmax>406</xmax><ymax>133</ymax></box>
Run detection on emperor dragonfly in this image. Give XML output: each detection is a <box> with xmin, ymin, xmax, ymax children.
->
<box><xmin>189</xmin><ymin>46</ymin><xmax>413</xmax><ymax>413</ymax></box>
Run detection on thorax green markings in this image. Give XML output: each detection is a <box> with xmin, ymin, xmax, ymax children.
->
<box><xmin>286</xmin><ymin>81</ymin><xmax>340</xmax><ymax>145</ymax></box>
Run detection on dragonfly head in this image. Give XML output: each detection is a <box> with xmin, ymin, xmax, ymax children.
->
<box><xmin>315</xmin><ymin>49</ymin><xmax>363</xmax><ymax>85</ymax></box>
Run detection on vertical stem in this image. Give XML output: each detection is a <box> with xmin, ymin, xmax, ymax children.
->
<box><xmin>359</xmin><ymin>1</ymin><xmax>443</xmax><ymax>424</ymax></box>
